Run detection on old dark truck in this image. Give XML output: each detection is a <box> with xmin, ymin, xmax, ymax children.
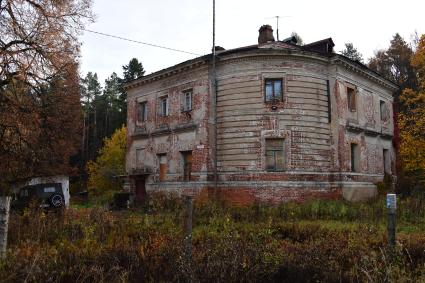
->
<box><xmin>12</xmin><ymin>183</ymin><xmax>65</xmax><ymax>210</ymax></box>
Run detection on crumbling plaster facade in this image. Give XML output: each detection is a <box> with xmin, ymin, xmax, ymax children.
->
<box><xmin>125</xmin><ymin>30</ymin><xmax>397</xmax><ymax>204</ymax></box>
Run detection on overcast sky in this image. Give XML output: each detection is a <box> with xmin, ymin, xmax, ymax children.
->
<box><xmin>79</xmin><ymin>0</ymin><xmax>424</xmax><ymax>85</ymax></box>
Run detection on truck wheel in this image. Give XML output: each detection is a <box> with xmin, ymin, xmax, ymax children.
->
<box><xmin>49</xmin><ymin>194</ymin><xmax>64</xmax><ymax>208</ymax></box>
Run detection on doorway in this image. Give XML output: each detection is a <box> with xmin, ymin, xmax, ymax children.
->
<box><xmin>135</xmin><ymin>178</ymin><xmax>146</xmax><ymax>203</ymax></box>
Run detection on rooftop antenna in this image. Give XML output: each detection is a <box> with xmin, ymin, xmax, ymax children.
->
<box><xmin>265</xmin><ymin>15</ymin><xmax>291</xmax><ymax>41</ymax></box>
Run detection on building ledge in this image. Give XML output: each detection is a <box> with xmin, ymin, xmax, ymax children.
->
<box><xmin>346</xmin><ymin>121</ymin><xmax>393</xmax><ymax>138</ymax></box>
<box><xmin>132</xmin><ymin>123</ymin><xmax>197</xmax><ymax>139</ymax></box>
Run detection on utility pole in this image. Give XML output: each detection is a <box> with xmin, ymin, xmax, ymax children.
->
<box><xmin>212</xmin><ymin>0</ymin><xmax>218</xmax><ymax>193</ymax></box>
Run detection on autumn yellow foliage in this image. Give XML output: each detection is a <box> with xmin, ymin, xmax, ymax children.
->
<box><xmin>87</xmin><ymin>126</ymin><xmax>126</xmax><ymax>197</ymax></box>
<box><xmin>398</xmin><ymin>35</ymin><xmax>425</xmax><ymax>178</ymax></box>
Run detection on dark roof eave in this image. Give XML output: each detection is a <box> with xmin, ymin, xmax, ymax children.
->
<box><xmin>123</xmin><ymin>54</ymin><xmax>210</xmax><ymax>90</ymax></box>
<box><xmin>332</xmin><ymin>54</ymin><xmax>399</xmax><ymax>91</ymax></box>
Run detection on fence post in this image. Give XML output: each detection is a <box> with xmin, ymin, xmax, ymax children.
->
<box><xmin>0</xmin><ymin>196</ymin><xmax>11</xmax><ymax>259</ymax></box>
<box><xmin>184</xmin><ymin>196</ymin><xmax>193</xmax><ymax>258</ymax></box>
<box><xmin>386</xmin><ymin>193</ymin><xmax>396</xmax><ymax>250</ymax></box>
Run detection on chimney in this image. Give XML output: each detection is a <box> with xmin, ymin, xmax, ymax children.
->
<box><xmin>258</xmin><ymin>25</ymin><xmax>275</xmax><ymax>44</ymax></box>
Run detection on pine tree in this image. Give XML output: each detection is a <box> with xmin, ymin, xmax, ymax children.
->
<box><xmin>340</xmin><ymin>43</ymin><xmax>364</xmax><ymax>63</ymax></box>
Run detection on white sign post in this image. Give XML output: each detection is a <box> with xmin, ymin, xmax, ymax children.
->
<box><xmin>386</xmin><ymin>193</ymin><xmax>397</xmax><ymax>249</ymax></box>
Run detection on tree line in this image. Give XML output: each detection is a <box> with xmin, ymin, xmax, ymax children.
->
<box><xmin>78</xmin><ymin>59</ymin><xmax>144</xmax><ymax>190</ymax></box>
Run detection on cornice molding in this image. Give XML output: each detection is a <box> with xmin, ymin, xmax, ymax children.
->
<box><xmin>124</xmin><ymin>60</ymin><xmax>207</xmax><ymax>91</ymax></box>
<box><xmin>331</xmin><ymin>57</ymin><xmax>398</xmax><ymax>92</ymax></box>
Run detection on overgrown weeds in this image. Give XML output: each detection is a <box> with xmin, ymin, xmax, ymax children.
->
<box><xmin>1</xmin><ymin>193</ymin><xmax>424</xmax><ymax>282</ymax></box>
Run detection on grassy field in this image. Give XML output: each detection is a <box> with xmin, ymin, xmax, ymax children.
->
<box><xmin>1</xmin><ymin>192</ymin><xmax>425</xmax><ymax>282</ymax></box>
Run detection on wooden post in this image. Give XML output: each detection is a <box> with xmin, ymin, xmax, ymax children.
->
<box><xmin>386</xmin><ymin>194</ymin><xmax>396</xmax><ymax>249</ymax></box>
<box><xmin>185</xmin><ymin>196</ymin><xmax>193</xmax><ymax>259</ymax></box>
<box><xmin>0</xmin><ymin>196</ymin><xmax>11</xmax><ymax>259</ymax></box>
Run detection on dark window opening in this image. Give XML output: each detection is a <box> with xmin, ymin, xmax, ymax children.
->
<box><xmin>350</xmin><ymin>143</ymin><xmax>359</xmax><ymax>172</ymax></box>
<box><xmin>181</xmin><ymin>151</ymin><xmax>192</xmax><ymax>181</ymax></box>
<box><xmin>265</xmin><ymin>139</ymin><xmax>285</xmax><ymax>171</ymax></box>
<box><xmin>383</xmin><ymin>149</ymin><xmax>390</xmax><ymax>174</ymax></box>
<box><xmin>137</xmin><ymin>102</ymin><xmax>148</xmax><ymax>122</ymax></box>
<box><xmin>380</xmin><ymin>100</ymin><xmax>389</xmax><ymax>121</ymax></box>
<box><xmin>159</xmin><ymin>96</ymin><xmax>168</xmax><ymax>117</ymax></box>
<box><xmin>265</xmin><ymin>78</ymin><xmax>283</xmax><ymax>102</ymax></box>
<box><xmin>181</xmin><ymin>90</ymin><xmax>192</xmax><ymax>112</ymax></box>
<box><xmin>347</xmin><ymin>87</ymin><xmax>356</xmax><ymax>112</ymax></box>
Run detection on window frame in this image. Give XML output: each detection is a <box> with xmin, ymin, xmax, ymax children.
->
<box><xmin>137</xmin><ymin>101</ymin><xmax>148</xmax><ymax>122</ymax></box>
<box><xmin>157</xmin><ymin>153</ymin><xmax>167</xmax><ymax>181</ymax></box>
<box><xmin>181</xmin><ymin>89</ymin><xmax>193</xmax><ymax>112</ymax></box>
<box><xmin>264</xmin><ymin>78</ymin><xmax>284</xmax><ymax>103</ymax></box>
<box><xmin>181</xmin><ymin>151</ymin><xmax>193</xmax><ymax>181</ymax></box>
<box><xmin>383</xmin><ymin>148</ymin><xmax>390</xmax><ymax>174</ymax></box>
<box><xmin>350</xmin><ymin>143</ymin><xmax>359</xmax><ymax>172</ymax></box>
<box><xmin>159</xmin><ymin>96</ymin><xmax>169</xmax><ymax>117</ymax></box>
<box><xmin>265</xmin><ymin>138</ymin><xmax>285</xmax><ymax>171</ymax></box>
<box><xmin>347</xmin><ymin>86</ymin><xmax>357</xmax><ymax>112</ymax></box>
<box><xmin>380</xmin><ymin>100</ymin><xmax>389</xmax><ymax>121</ymax></box>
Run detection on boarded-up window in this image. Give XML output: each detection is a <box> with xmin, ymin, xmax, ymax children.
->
<box><xmin>265</xmin><ymin>139</ymin><xmax>285</xmax><ymax>171</ymax></box>
<box><xmin>347</xmin><ymin>86</ymin><xmax>356</xmax><ymax>112</ymax></box>
<box><xmin>265</xmin><ymin>78</ymin><xmax>283</xmax><ymax>102</ymax></box>
<box><xmin>181</xmin><ymin>151</ymin><xmax>192</xmax><ymax>181</ymax></box>
<box><xmin>351</xmin><ymin>143</ymin><xmax>359</xmax><ymax>172</ymax></box>
<box><xmin>181</xmin><ymin>90</ymin><xmax>192</xmax><ymax>112</ymax></box>
<box><xmin>157</xmin><ymin>154</ymin><xmax>167</xmax><ymax>181</ymax></box>
<box><xmin>137</xmin><ymin>102</ymin><xmax>148</xmax><ymax>122</ymax></box>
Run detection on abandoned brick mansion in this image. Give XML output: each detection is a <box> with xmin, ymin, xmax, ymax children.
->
<box><xmin>123</xmin><ymin>25</ymin><xmax>397</xmax><ymax>204</ymax></box>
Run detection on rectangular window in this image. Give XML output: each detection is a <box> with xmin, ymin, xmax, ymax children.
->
<box><xmin>380</xmin><ymin>100</ymin><xmax>389</xmax><ymax>121</ymax></box>
<box><xmin>347</xmin><ymin>86</ymin><xmax>356</xmax><ymax>112</ymax></box>
<box><xmin>137</xmin><ymin>102</ymin><xmax>148</xmax><ymax>122</ymax></box>
<box><xmin>265</xmin><ymin>78</ymin><xmax>283</xmax><ymax>102</ymax></box>
<box><xmin>265</xmin><ymin>139</ymin><xmax>285</xmax><ymax>171</ymax></box>
<box><xmin>136</xmin><ymin>148</ymin><xmax>144</xmax><ymax>168</ymax></box>
<box><xmin>44</xmin><ymin>187</ymin><xmax>56</xmax><ymax>193</ymax></box>
<box><xmin>159</xmin><ymin>96</ymin><xmax>168</xmax><ymax>117</ymax></box>
<box><xmin>383</xmin><ymin>149</ymin><xmax>390</xmax><ymax>174</ymax></box>
<box><xmin>181</xmin><ymin>90</ymin><xmax>192</xmax><ymax>112</ymax></box>
<box><xmin>157</xmin><ymin>153</ymin><xmax>167</xmax><ymax>181</ymax></box>
<box><xmin>181</xmin><ymin>151</ymin><xmax>192</xmax><ymax>181</ymax></box>
<box><xmin>350</xmin><ymin>143</ymin><xmax>359</xmax><ymax>172</ymax></box>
